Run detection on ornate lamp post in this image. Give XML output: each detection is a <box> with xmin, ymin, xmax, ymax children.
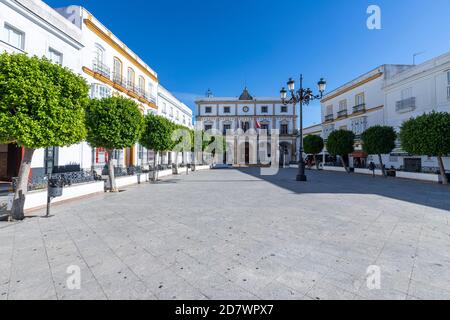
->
<box><xmin>280</xmin><ymin>75</ymin><xmax>326</xmax><ymax>181</ymax></box>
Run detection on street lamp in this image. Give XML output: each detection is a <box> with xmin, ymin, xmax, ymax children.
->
<box><xmin>280</xmin><ymin>75</ymin><xmax>326</xmax><ymax>181</ymax></box>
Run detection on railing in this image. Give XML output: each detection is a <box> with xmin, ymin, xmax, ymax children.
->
<box><xmin>92</xmin><ymin>59</ymin><xmax>111</xmax><ymax>79</ymax></box>
<box><xmin>324</xmin><ymin>114</ymin><xmax>334</xmax><ymax>122</ymax></box>
<box><xmin>112</xmin><ymin>72</ymin><xmax>127</xmax><ymax>87</ymax></box>
<box><xmin>144</xmin><ymin>92</ymin><xmax>156</xmax><ymax>104</ymax></box>
<box><xmin>353</xmin><ymin>103</ymin><xmax>366</xmax><ymax>113</ymax></box>
<box><xmin>337</xmin><ymin>109</ymin><xmax>348</xmax><ymax>119</ymax></box>
<box><xmin>11</xmin><ymin>170</ymin><xmax>99</xmax><ymax>192</ymax></box>
<box><xmin>396</xmin><ymin>97</ymin><xmax>416</xmax><ymax>112</ymax></box>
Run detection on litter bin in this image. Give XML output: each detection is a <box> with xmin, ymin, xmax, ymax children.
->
<box><xmin>48</xmin><ymin>178</ymin><xmax>64</xmax><ymax>198</ymax></box>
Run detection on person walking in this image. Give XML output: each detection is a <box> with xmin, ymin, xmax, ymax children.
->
<box><xmin>368</xmin><ymin>162</ymin><xmax>376</xmax><ymax>178</ymax></box>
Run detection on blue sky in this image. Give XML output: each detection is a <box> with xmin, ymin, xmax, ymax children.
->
<box><xmin>46</xmin><ymin>0</ymin><xmax>450</xmax><ymax>127</ymax></box>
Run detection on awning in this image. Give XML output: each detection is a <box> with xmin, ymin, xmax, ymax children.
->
<box><xmin>351</xmin><ymin>151</ymin><xmax>368</xmax><ymax>158</ymax></box>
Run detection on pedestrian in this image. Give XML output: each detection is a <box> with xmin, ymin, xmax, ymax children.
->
<box><xmin>368</xmin><ymin>162</ymin><xmax>376</xmax><ymax>177</ymax></box>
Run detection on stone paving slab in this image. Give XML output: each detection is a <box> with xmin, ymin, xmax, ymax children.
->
<box><xmin>0</xmin><ymin>168</ymin><xmax>449</xmax><ymax>300</ymax></box>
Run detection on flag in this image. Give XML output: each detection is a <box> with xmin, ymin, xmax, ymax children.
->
<box><xmin>255</xmin><ymin>119</ymin><xmax>261</xmax><ymax>129</ymax></box>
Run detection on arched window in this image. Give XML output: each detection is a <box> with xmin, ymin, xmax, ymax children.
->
<box><xmin>127</xmin><ymin>67</ymin><xmax>135</xmax><ymax>88</ymax></box>
<box><xmin>138</xmin><ymin>76</ymin><xmax>145</xmax><ymax>94</ymax></box>
<box><xmin>113</xmin><ymin>57</ymin><xmax>122</xmax><ymax>82</ymax></box>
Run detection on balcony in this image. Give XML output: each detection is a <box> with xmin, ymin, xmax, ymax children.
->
<box><xmin>127</xmin><ymin>81</ymin><xmax>140</xmax><ymax>96</ymax></box>
<box><xmin>336</xmin><ymin>109</ymin><xmax>348</xmax><ymax>119</ymax></box>
<box><xmin>324</xmin><ymin>114</ymin><xmax>334</xmax><ymax>123</ymax></box>
<box><xmin>395</xmin><ymin>97</ymin><xmax>416</xmax><ymax>113</ymax></box>
<box><xmin>353</xmin><ymin>103</ymin><xmax>366</xmax><ymax>114</ymax></box>
<box><xmin>92</xmin><ymin>59</ymin><xmax>111</xmax><ymax>79</ymax></box>
<box><xmin>112</xmin><ymin>72</ymin><xmax>127</xmax><ymax>88</ymax></box>
<box><xmin>144</xmin><ymin>92</ymin><xmax>156</xmax><ymax>104</ymax></box>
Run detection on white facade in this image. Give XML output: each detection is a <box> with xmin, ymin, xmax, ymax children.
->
<box><xmin>157</xmin><ymin>85</ymin><xmax>193</xmax><ymax>165</ymax></box>
<box><xmin>382</xmin><ymin>51</ymin><xmax>450</xmax><ymax>171</ymax></box>
<box><xmin>196</xmin><ymin>88</ymin><xmax>298</xmax><ymax>164</ymax></box>
<box><xmin>0</xmin><ymin>1</ymin><xmax>194</xmax><ymax>182</ymax></box>
<box><xmin>0</xmin><ymin>0</ymin><xmax>84</xmax><ymax>179</ymax></box>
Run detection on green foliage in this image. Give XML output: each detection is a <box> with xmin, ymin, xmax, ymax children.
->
<box><xmin>205</xmin><ymin>134</ymin><xmax>228</xmax><ymax>156</ymax></box>
<box><xmin>326</xmin><ymin>130</ymin><xmax>355</xmax><ymax>157</ymax></box>
<box><xmin>140</xmin><ymin>114</ymin><xmax>174</xmax><ymax>152</ymax></box>
<box><xmin>172</xmin><ymin>124</ymin><xmax>193</xmax><ymax>153</ymax></box>
<box><xmin>303</xmin><ymin>135</ymin><xmax>324</xmax><ymax>155</ymax></box>
<box><xmin>361</xmin><ymin>126</ymin><xmax>397</xmax><ymax>155</ymax></box>
<box><xmin>85</xmin><ymin>96</ymin><xmax>143</xmax><ymax>150</ymax></box>
<box><xmin>0</xmin><ymin>53</ymin><xmax>89</xmax><ymax>148</ymax></box>
<box><xmin>400</xmin><ymin>112</ymin><xmax>450</xmax><ymax>157</ymax></box>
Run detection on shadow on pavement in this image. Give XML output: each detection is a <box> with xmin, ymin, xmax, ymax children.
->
<box><xmin>236</xmin><ymin>167</ymin><xmax>450</xmax><ymax>212</ymax></box>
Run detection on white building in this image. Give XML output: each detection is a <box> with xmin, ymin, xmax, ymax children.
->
<box><xmin>56</xmin><ymin>5</ymin><xmax>160</xmax><ymax>172</ymax></box>
<box><xmin>0</xmin><ymin>0</ymin><xmax>84</xmax><ymax>180</ymax></box>
<box><xmin>320</xmin><ymin>64</ymin><xmax>412</xmax><ymax>168</ymax></box>
<box><xmin>383</xmin><ymin>51</ymin><xmax>450</xmax><ymax>172</ymax></box>
<box><xmin>157</xmin><ymin>85</ymin><xmax>193</xmax><ymax>165</ymax></box>
<box><xmin>195</xmin><ymin>88</ymin><xmax>298</xmax><ymax>165</ymax></box>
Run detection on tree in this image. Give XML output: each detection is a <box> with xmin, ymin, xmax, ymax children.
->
<box><xmin>205</xmin><ymin>134</ymin><xmax>228</xmax><ymax>163</ymax></box>
<box><xmin>140</xmin><ymin>114</ymin><xmax>174</xmax><ymax>181</ymax></box>
<box><xmin>326</xmin><ymin>130</ymin><xmax>355</xmax><ymax>173</ymax></box>
<box><xmin>303</xmin><ymin>135</ymin><xmax>324</xmax><ymax>169</ymax></box>
<box><xmin>0</xmin><ymin>53</ymin><xmax>89</xmax><ymax>220</ymax></box>
<box><xmin>361</xmin><ymin>126</ymin><xmax>397</xmax><ymax>177</ymax></box>
<box><xmin>400</xmin><ymin>112</ymin><xmax>450</xmax><ymax>185</ymax></box>
<box><xmin>86</xmin><ymin>96</ymin><xmax>143</xmax><ymax>191</ymax></box>
<box><xmin>171</xmin><ymin>124</ymin><xmax>192</xmax><ymax>174</ymax></box>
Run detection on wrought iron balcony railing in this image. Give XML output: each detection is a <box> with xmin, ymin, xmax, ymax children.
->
<box><xmin>324</xmin><ymin>114</ymin><xmax>334</xmax><ymax>122</ymax></box>
<box><xmin>353</xmin><ymin>103</ymin><xmax>366</xmax><ymax>114</ymax></box>
<box><xmin>92</xmin><ymin>59</ymin><xmax>111</xmax><ymax>79</ymax></box>
<box><xmin>396</xmin><ymin>97</ymin><xmax>416</xmax><ymax>112</ymax></box>
<box><xmin>337</xmin><ymin>109</ymin><xmax>348</xmax><ymax>119</ymax></box>
<box><xmin>112</xmin><ymin>72</ymin><xmax>127</xmax><ymax>87</ymax></box>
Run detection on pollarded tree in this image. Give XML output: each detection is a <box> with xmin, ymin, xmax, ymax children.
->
<box><xmin>361</xmin><ymin>126</ymin><xmax>397</xmax><ymax>177</ymax></box>
<box><xmin>326</xmin><ymin>130</ymin><xmax>355</xmax><ymax>173</ymax></box>
<box><xmin>400</xmin><ymin>112</ymin><xmax>450</xmax><ymax>184</ymax></box>
<box><xmin>303</xmin><ymin>135</ymin><xmax>324</xmax><ymax>169</ymax></box>
<box><xmin>86</xmin><ymin>96</ymin><xmax>143</xmax><ymax>191</ymax></box>
<box><xmin>140</xmin><ymin>114</ymin><xmax>174</xmax><ymax>181</ymax></box>
<box><xmin>0</xmin><ymin>53</ymin><xmax>89</xmax><ymax>220</ymax></box>
<box><xmin>171</xmin><ymin>124</ymin><xmax>193</xmax><ymax>174</ymax></box>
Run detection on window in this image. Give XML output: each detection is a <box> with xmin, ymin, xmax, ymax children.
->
<box><xmin>323</xmin><ymin>124</ymin><xmax>335</xmax><ymax>140</ymax></box>
<box><xmin>326</xmin><ymin>105</ymin><xmax>333</xmax><ymax>116</ymax></box>
<box><xmin>261</xmin><ymin>106</ymin><xmax>268</xmax><ymax>113</ymax></box>
<box><xmin>447</xmin><ymin>72</ymin><xmax>450</xmax><ymax>98</ymax></box>
<box><xmin>261</xmin><ymin>124</ymin><xmax>269</xmax><ymax>131</ymax></box>
<box><xmin>205</xmin><ymin>106</ymin><xmax>212</xmax><ymax>114</ymax></box>
<box><xmin>176</xmin><ymin>110</ymin><xmax>179</xmax><ymax>120</ymax></box>
<box><xmin>162</xmin><ymin>102</ymin><xmax>167</xmax><ymax>114</ymax></box>
<box><xmin>170</xmin><ymin>106</ymin><xmax>174</xmax><ymax>117</ymax></box>
<box><xmin>4</xmin><ymin>24</ymin><xmax>25</xmax><ymax>50</ymax></box>
<box><xmin>401</xmin><ymin>87</ymin><xmax>412</xmax><ymax>100</ymax></box>
<box><xmin>242</xmin><ymin>122</ymin><xmax>250</xmax><ymax>132</ymax></box>
<box><xmin>223</xmin><ymin>124</ymin><xmax>231</xmax><ymax>135</ymax></box>
<box><xmin>138</xmin><ymin>76</ymin><xmax>145</xmax><ymax>93</ymax></box>
<box><xmin>355</xmin><ymin>93</ymin><xmax>365</xmax><ymax>106</ymax></box>
<box><xmin>113</xmin><ymin>57</ymin><xmax>122</xmax><ymax>79</ymax></box>
<box><xmin>205</xmin><ymin>124</ymin><xmax>213</xmax><ymax>132</ymax></box>
<box><xmin>351</xmin><ymin>117</ymin><xmax>368</xmax><ymax>136</ymax></box>
<box><xmin>183</xmin><ymin>115</ymin><xmax>186</xmax><ymax>124</ymax></box>
<box><xmin>95</xmin><ymin>44</ymin><xmax>105</xmax><ymax>63</ymax></box>
<box><xmin>338</xmin><ymin>100</ymin><xmax>347</xmax><ymax>111</ymax></box>
<box><xmin>280</xmin><ymin>124</ymin><xmax>289</xmax><ymax>135</ymax></box>
<box><xmin>127</xmin><ymin>68</ymin><xmax>135</xmax><ymax>87</ymax></box>
<box><xmin>47</xmin><ymin>48</ymin><xmax>63</xmax><ymax>65</ymax></box>
<box><xmin>90</xmin><ymin>84</ymin><xmax>111</xmax><ymax>99</ymax></box>
<box><xmin>223</xmin><ymin>106</ymin><xmax>231</xmax><ymax>113</ymax></box>
<box><xmin>281</xmin><ymin>106</ymin><xmax>288</xmax><ymax>113</ymax></box>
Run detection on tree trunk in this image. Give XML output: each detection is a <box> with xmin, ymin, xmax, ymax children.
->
<box><xmin>153</xmin><ymin>151</ymin><xmax>159</xmax><ymax>182</ymax></box>
<box><xmin>341</xmin><ymin>155</ymin><xmax>350</xmax><ymax>173</ymax></box>
<box><xmin>314</xmin><ymin>154</ymin><xmax>320</xmax><ymax>170</ymax></box>
<box><xmin>11</xmin><ymin>147</ymin><xmax>35</xmax><ymax>221</ymax></box>
<box><xmin>107</xmin><ymin>149</ymin><xmax>118</xmax><ymax>192</ymax></box>
<box><xmin>438</xmin><ymin>156</ymin><xmax>448</xmax><ymax>185</ymax></box>
<box><xmin>378</xmin><ymin>154</ymin><xmax>386</xmax><ymax>177</ymax></box>
<box><xmin>174</xmin><ymin>151</ymin><xmax>179</xmax><ymax>175</ymax></box>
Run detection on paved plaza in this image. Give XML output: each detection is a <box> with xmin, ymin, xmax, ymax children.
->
<box><xmin>0</xmin><ymin>168</ymin><xmax>449</xmax><ymax>300</ymax></box>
